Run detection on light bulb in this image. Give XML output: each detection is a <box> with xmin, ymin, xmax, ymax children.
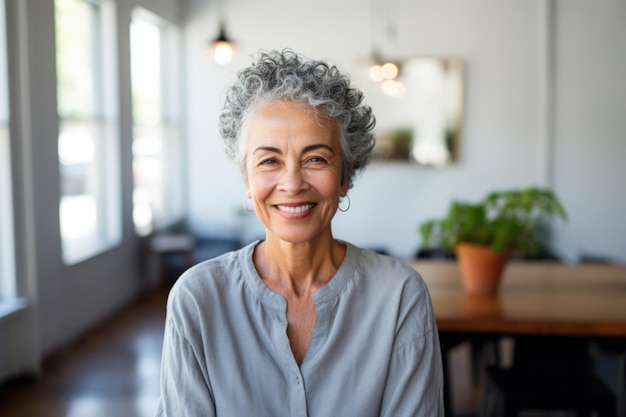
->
<box><xmin>213</xmin><ymin>42</ymin><xmax>233</xmax><ymax>65</ymax></box>
<box><xmin>381</xmin><ymin>62</ymin><xmax>398</xmax><ymax>80</ymax></box>
<box><xmin>369</xmin><ymin>65</ymin><xmax>383</xmax><ymax>82</ymax></box>
<box><xmin>381</xmin><ymin>79</ymin><xmax>405</xmax><ymax>98</ymax></box>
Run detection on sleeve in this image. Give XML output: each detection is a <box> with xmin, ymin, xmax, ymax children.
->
<box><xmin>154</xmin><ymin>313</ymin><xmax>216</xmax><ymax>417</ymax></box>
<box><xmin>379</xmin><ymin>274</ymin><xmax>445</xmax><ymax>417</ymax></box>
<box><xmin>379</xmin><ymin>328</ymin><xmax>445</xmax><ymax>417</ymax></box>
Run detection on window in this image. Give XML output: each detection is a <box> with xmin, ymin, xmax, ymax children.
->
<box><xmin>0</xmin><ymin>0</ymin><xmax>16</xmax><ymax>301</ymax></box>
<box><xmin>130</xmin><ymin>9</ymin><xmax>184</xmax><ymax>236</ymax></box>
<box><xmin>55</xmin><ymin>0</ymin><xmax>120</xmax><ymax>264</ymax></box>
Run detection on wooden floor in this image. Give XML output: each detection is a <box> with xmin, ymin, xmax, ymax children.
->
<box><xmin>0</xmin><ymin>283</ymin><xmax>478</xmax><ymax>417</ymax></box>
<box><xmin>0</xmin><ymin>286</ymin><xmax>168</xmax><ymax>417</ymax></box>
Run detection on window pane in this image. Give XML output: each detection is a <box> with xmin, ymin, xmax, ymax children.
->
<box><xmin>0</xmin><ymin>127</ymin><xmax>15</xmax><ymax>300</ymax></box>
<box><xmin>55</xmin><ymin>0</ymin><xmax>94</xmax><ymax>120</ymax></box>
<box><xmin>131</xmin><ymin>17</ymin><xmax>161</xmax><ymax>235</ymax></box>
<box><xmin>58</xmin><ymin>121</ymin><xmax>98</xmax><ymax>241</ymax></box>
<box><xmin>56</xmin><ymin>0</ymin><xmax>120</xmax><ymax>263</ymax></box>
<box><xmin>0</xmin><ymin>0</ymin><xmax>16</xmax><ymax>300</ymax></box>
<box><xmin>0</xmin><ymin>0</ymin><xmax>7</xmax><ymax>120</ymax></box>
<box><xmin>131</xmin><ymin>12</ymin><xmax>184</xmax><ymax>236</ymax></box>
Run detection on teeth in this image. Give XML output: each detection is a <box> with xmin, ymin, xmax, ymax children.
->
<box><xmin>277</xmin><ymin>204</ymin><xmax>313</xmax><ymax>213</ymax></box>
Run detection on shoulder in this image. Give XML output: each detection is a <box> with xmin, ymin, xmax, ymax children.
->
<box><xmin>170</xmin><ymin>246</ymin><xmax>240</xmax><ymax>293</ymax></box>
<box><xmin>345</xmin><ymin>243</ymin><xmax>437</xmax><ymax>334</ymax></box>
<box><xmin>166</xmin><ymin>242</ymin><xmax>255</xmax><ymax>320</ymax></box>
<box><xmin>347</xmin><ymin>243</ymin><xmax>427</xmax><ymax>293</ymax></box>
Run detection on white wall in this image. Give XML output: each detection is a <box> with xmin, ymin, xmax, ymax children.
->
<box><xmin>184</xmin><ymin>0</ymin><xmax>626</xmax><ymax>262</ymax></box>
<box><xmin>551</xmin><ymin>1</ymin><xmax>626</xmax><ymax>262</ymax></box>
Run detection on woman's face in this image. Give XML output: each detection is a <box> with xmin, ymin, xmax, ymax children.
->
<box><xmin>244</xmin><ymin>100</ymin><xmax>348</xmax><ymax>244</ymax></box>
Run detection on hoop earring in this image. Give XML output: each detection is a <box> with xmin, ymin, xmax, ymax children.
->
<box><xmin>243</xmin><ymin>197</ymin><xmax>254</xmax><ymax>213</ymax></box>
<box><xmin>338</xmin><ymin>195</ymin><xmax>351</xmax><ymax>212</ymax></box>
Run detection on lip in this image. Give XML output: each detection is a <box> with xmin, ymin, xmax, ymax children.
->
<box><xmin>273</xmin><ymin>202</ymin><xmax>316</xmax><ymax>219</ymax></box>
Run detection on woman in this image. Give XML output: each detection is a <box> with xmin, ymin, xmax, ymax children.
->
<box><xmin>155</xmin><ymin>49</ymin><xmax>444</xmax><ymax>416</ymax></box>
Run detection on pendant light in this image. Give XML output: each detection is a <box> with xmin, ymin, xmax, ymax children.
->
<box><xmin>209</xmin><ymin>0</ymin><xmax>235</xmax><ymax>65</ymax></box>
<box><xmin>368</xmin><ymin>0</ymin><xmax>404</xmax><ymax>98</ymax></box>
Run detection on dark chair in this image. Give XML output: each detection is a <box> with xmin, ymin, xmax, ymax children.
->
<box><xmin>415</xmin><ymin>247</ymin><xmax>456</xmax><ymax>260</ymax></box>
<box><xmin>146</xmin><ymin>221</ymin><xmax>196</xmax><ymax>282</ymax></box>
<box><xmin>591</xmin><ymin>340</ymin><xmax>626</xmax><ymax>417</ymax></box>
<box><xmin>480</xmin><ymin>336</ymin><xmax>618</xmax><ymax>417</ymax></box>
<box><xmin>149</xmin><ymin>233</ymin><xmax>196</xmax><ymax>278</ymax></box>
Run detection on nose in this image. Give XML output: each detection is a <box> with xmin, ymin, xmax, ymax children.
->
<box><xmin>278</xmin><ymin>164</ymin><xmax>308</xmax><ymax>195</ymax></box>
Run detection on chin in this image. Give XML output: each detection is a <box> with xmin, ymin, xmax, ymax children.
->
<box><xmin>271</xmin><ymin>228</ymin><xmax>331</xmax><ymax>246</ymax></box>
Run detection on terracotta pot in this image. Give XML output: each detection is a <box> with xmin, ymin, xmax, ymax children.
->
<box><xmin>454</xmin><ymin>243</ymin><xmax>512</xmax><ymax>294</ymax></box>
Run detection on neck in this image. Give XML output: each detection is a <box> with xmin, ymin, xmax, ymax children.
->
<box><xmin>253</xmin><ymin>234</ymin><xmax>346</xmax><ymax>296</ymax></box>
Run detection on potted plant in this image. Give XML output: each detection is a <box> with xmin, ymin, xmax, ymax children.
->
<box><xmin>418</xmin><ymin>187</ymin><xmax>567</xmax><ymax>293</ymax></box>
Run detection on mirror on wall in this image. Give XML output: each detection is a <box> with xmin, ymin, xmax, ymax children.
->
<box><xmin>354</xmin><ymin>57</ymin><xmax>464</xmax><ymax>167</ymax></box>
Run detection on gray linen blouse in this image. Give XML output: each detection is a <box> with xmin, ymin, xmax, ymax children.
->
<box><xmin>155</xmin><ymin>240</ymin><xmax>444</xmax><ymax>417</ymax></box>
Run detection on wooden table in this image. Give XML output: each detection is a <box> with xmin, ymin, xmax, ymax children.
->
<box><xmin>405</xmin><ymin>260</ymin><xmax>626</xmax><ymax>416</ymax></box>
<box><xmin>407</xmin><ymin>260</ymin><xmax>626</xmax><ymax>337</ymax></box>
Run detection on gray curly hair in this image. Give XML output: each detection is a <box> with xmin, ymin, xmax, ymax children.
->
<box><xmin>219</xmin><ymin>49</ymin><xmax>376</xmax><ymax>189</ymax></box>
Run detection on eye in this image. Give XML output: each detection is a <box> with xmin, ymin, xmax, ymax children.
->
<box><xmin>306</xmin><ymin>156</ymin><xmax>328</xmax><ymax>164</ymax></box>
<box><xmin>259</xmin><ymin>157</ymin><xmax>279</xmax><ymax>166</ymax></box>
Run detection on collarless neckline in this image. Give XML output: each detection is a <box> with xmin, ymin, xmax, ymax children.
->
<box><xmin>240</xmin><ymin>240</ymin><xmax>357</xmax><ymax>311</ymax></box>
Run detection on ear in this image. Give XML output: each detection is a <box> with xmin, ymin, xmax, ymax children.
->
<box><xmin>341</xmin><ymin>167</ymin><xmax>353</xmax><ymax>195</ymax></box>
<box><xmin>241</xmin><ymin>167</ymin><xmax>250</xmax><ymax>191</ymax></box>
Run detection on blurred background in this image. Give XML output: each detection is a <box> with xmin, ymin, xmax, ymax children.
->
<box><xmin>0</xmin><ymin>0</ymin><xmax>624</xmax><ymax>416</ymax></box>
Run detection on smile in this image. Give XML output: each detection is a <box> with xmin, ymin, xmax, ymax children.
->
<box><xmin>276</xmin><ymin>204</ymin><xmax>314</xmax><ymax>213</ymax></box>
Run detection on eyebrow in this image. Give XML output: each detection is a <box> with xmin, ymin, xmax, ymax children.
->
<box><xmin>252</xmin><ymin>144</ymin><xmax>335</xmax><ymax>155</ymax></box>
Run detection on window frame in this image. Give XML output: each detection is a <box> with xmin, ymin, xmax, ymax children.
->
<box><xmin>130</xmin><ymin>8</ymin><xmax>185</xmax><ymax>237</ymax></box>
<box><xmin>55</xmin><ymin>0</ymin><xmax>121</xmax><ymax>264</ymax></box>
<box><xmin>0</xmin><ymin>0</ymin><xmax>17</xmax><ymax>302</ymax></box>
